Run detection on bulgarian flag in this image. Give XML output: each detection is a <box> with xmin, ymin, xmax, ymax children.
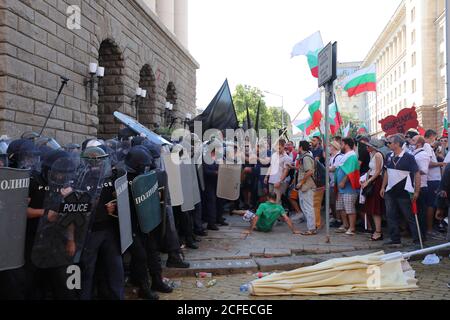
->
<box><xmin>341</xmin><ymin>65</ymin><xmax>377</xmax><ymax>97</ymax></box>
<box><xmin>291</xmin><ymin>31</ymin><xmax>324</xmax><ymax>78</ymax></box>
<box><xmin>304</xmin><ymin>91</ymin><xmax>322</xmax><ymax>128</ymax></box>
<box><xmin>342</xmin><ymin>123</ymin><xmax>351</xmax><ymax>137</ymax></box>
<box><xmin>328</xmin><ymin>102</ymin><xmax>343</xmax><ymax>135</ymax></box>
<box><xmin>357</xmin><ymin>123</ymin><xmax>368</xmax><ymax>134</ymax></box>
<box><xmin>293</xmin><ymin>118</ymin><xmax>316</xmax><ymax>136</ymax></box>
<box><xmin>339</xmin><ymin>150</ymin><xmax>361</xmax><ymax>190</ymax></box>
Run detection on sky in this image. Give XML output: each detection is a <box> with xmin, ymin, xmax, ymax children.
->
<box><xmin>188</xmin><ymin>0</ymin><xmax>402</xmax><ymax>124</ymax></box>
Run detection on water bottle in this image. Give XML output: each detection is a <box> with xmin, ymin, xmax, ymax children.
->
<box><xmin>240</xmin><ymin>284</ymin><xmax>249</xmax><ymax>292</ymax></box>
<box><xmin>206</xmin><ymin>279</ymin><xmax>217</xmax><ymax>287</ymax></box>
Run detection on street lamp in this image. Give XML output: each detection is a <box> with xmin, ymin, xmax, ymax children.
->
<box><xmin>132</xmin><ymin>88</ymin><xmax>147</xmax><ymax>122</ymax></box>
<box><xmin>85</xmin><ymin>63</ymin><xmax>105</xmax><ymax>109</ymax></box>
<box><xmin>264</xmin><ymin>90</ymin><xmax>285</xmax><ymax>128</ymax></box>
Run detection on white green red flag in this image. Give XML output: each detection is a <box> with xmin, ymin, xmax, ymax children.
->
<box><xmin>343</xmin><ymin>123</ymin><xmax>351</xmax><ymax>137</ymax></box>
<box><xmin>304</xmin><ymin>91</ymin><xmax>322</xmax><ymax>128</ymax></box>
<box><xmin>293</xmin><ymin>118</ymin><xmax>316</xmax><ymax>136</ymax></box>
<box><xmin>341</xmin><ymin>65</ymin><xmax>377</xmax><ymax>97</ymax></box>
<box><xmin>357</xmin><ymin>123</ymin><xmax>368</xmax><ymax>135</ymax></box>
<box><xmin>291</xmin><ymin>31</ymin><xmax>324</xmax><ymax>78</ymax></box>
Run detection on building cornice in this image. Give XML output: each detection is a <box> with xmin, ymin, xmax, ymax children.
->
<box><xmin>362</xmin><ymin>0</ymin><xmax>406</xmax><ymax>67</ymax></box>
<box><xmin>133</xmin><ymin>0</ymin><xmax>200</xmax><ymax>68</ymax></box>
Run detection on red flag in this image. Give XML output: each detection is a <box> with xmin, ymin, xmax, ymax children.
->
<box><xmin>411</xmin><ymin>200</ymin><xmax>418</xmax><ymax>215</ymax></box>
<box><xmin>418</xmin><ymin>126</ymin><xmax>426</xmax><ymax>136</ymax></box>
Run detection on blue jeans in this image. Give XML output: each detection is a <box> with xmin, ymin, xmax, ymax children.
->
<box><xmin>385</xmin><ymin>193</ymin><xmax>420</xmax><ymax>243</ymax></box>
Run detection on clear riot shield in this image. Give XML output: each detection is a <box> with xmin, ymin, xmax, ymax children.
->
<box><xmin>0</xmin><ymin>168</ymin><xmax>30</xmax><ymax>271</ymax></box>
<box><xmin>114</xmin><ymin>168</ymin><xmax>133</xmax><ymax>254</ymax></box>
<box><xmin>31</xmin><ymin>155</ymin><xmax>106</xmax><ymax>269</ymax></box>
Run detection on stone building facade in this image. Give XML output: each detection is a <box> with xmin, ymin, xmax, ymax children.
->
<box><xmin>0</xmin><ymin>0</ymin><xmax>199</xmax><ymax>144</ymax></box>
<box><xmin>362</xmin><ymin>0</ymin><xmax>447</xmax><ymax>136</ymax></box>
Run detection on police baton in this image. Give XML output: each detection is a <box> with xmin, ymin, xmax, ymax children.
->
<box><xmin>39</xmin><ymin>76</ymin><xmax>69</xmax><ymax>137</ymax></box>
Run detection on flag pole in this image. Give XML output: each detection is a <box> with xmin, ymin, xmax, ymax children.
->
<box><xmin>278</xmin><ymin>103</ymin><xmax>308</xmax><ymax>140</ymax></box>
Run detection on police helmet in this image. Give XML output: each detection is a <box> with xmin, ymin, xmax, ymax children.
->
<box><xmin>21</xmin><ymin>131</ymin><xmax>40</xmax><ymax>141</ymax></box>
<box><xmin>35</xmin><ymin>136</ymin><xmax>61</xmax><ymax>151</ymax></box>
<box><xmin>125</xmin><ymin>146</ymin><xmax>153</xmax><ymax>174</ymax></box>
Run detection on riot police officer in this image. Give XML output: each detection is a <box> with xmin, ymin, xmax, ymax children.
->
<box><xmin>132</xmin><ymin>138</ymin><xmax>190</xmax><ymax>269</ymax></box>
<box><xmin>79</xmin><ymin>146</ymin><xmax>125</xmax><ymax>300</ymax></box>
<box><xmin>126</xmin><ymin>146</ymin><xmax>170</xmax><ymax>300</ymax></box>
<box><xmin>26</xmin><ymin>150</ymin><xmax>78</xmax><ymax>300</ymax></box>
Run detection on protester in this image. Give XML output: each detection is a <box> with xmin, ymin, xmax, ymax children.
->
<box><xmin>335</xmin><ymin>138</ymin><xmax>360</xmax><ymax>236</ymax></box>
<box><xmin>264</xmin><ymin>139</ymin><xmax>292</xmax><ymax>204</ymax></box>
<box><xmin>311</xmin><ymin>136</ymin><xmax>325</xmax><ymax>164</ymax></box>
<box><xmin>242</xmin><ymin>192</ymin><xmax>300</xmax><ymax>235</ymax></box>
<box><xmin>381</xmin><ymin>134</ymin><xmax>421</xmax><ymax>246</ymax></box>
<box><xmin>328</xmin><ymin>141</ymin><xmax>343</xmax><ymax>227</ymax></box>
<box><xmin>296</xmin><ymin>141</ymin><xmax>317</xmax><ymax>235</ymax></box>
<box><xmin>310</xmin><ymin>136</ymin><xmax>325</xmax><ymax>229</ymax></box>
<box><xmin>361</xmin><ymin>139</ymin><xmax>385</xmax><ymax>241</ymax></box>
<box><xmin>424</xmin><ymin>130</ymin><xmax>446</xmax><ymax>239</ymax></box>
<box><xmin>411</xmin><ymin>135</ymin><xmax>430</xmax><ymax>241</ymax></box>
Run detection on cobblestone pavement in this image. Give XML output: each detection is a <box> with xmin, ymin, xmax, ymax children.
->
<box><xmin>155</xmin><ymin>259</ymin><xmax>450</xmax><ymax>300</ymax></box>
<box><xmin>161</xmin><ymin>214</ymin><xmax>449</xmax><ymax>278</ymax></box>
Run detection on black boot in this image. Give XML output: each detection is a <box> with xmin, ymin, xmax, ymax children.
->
<box><xmin>151</xmin><ymin>274</ymin><xmax>173</xmax><ymax>293</ymax></box>
<box><xmin>138</xmin><ymin>283</ymin><xmax>159</xmax><ymax>300</ymax></box>
<box><xmin>166</xmin><ymin>251</ymin><xmax>190</xmax><ymax>269</ymax></box>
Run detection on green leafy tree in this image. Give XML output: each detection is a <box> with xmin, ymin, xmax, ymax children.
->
<box><xmin>232</xmin><ymin>84</ymin><xmax>292</xmax><ymax>133</ymax></box>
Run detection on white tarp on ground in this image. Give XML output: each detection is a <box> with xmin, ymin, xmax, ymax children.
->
<box><xmin>249</xmin><ymin>252</ymin><xmax>418</xmax><ymax>296</ymax></box>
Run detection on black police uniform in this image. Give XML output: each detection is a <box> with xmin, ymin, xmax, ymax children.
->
<box><xmin>26</xmin><ymin>171</ymin><xmax>77</xmax><ymax>300</ymax></box>
<box><xmin>79</xmin><ymin>172</ymin><xmax>124</xmax><ymax>300</ymax></box>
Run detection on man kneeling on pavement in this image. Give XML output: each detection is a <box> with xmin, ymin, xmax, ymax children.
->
<box><xmin>242</xmin><ymin>192</ymin><xmax>300</xmax><ymax>236</ymax></box>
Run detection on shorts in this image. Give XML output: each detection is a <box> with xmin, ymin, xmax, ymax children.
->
<box><xmin>426</xmin><ymin>180</ymin><xmax>440</xmax><ymax>208</ymax></box>
<box><xmin>336</xmin><ymin>193</ymin><xmax>358</xmax><ymax>214</ymax></box>
<box><xmin>243</xmin><ymin>210</ymin><xmax>256</xmax><ymax>222</ymax></box>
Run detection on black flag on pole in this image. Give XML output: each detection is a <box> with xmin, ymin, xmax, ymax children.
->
<box><xmin>254</xmin><ymin>99</ymin><xmax>261</xmax><ymax>133</ymax></box>
<box><xmin>189</xmin><ymin>79</ymin><xmax>238</xmax><ymax>133</ymax></box>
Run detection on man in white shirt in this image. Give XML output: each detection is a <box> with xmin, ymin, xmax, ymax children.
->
<box><xmin>412</xmin><ymin>135</ymin><xmax>430</xmax><ymax>240</ymax></box>
<box><xmin>329</xmin><ymin>141</ymin><xmax>343</xmax><ymax>227</ymax></box>
<box><xmin>424</xmin><ymin>130</ymin><xmax>446</xmax><ymax>239</ymax></box>
<box><xmin>264</xmin><ymin>139</ymin><xmax>292</xmax><ymax>204</ymax></box>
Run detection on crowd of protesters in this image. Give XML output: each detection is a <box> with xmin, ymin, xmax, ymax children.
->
<box><xmin>1</xmin><ymin>124</ymin><xmax>450</xmax><ymax>301</ymax></box>
<box><xmin>239</xmin><ymin>130</ymin><xmax>449</xmax><ymax>249</ymax></box>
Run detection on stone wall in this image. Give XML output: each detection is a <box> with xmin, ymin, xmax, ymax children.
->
<box><xmin>0</xmin><ymin>0</ymin><xmax>198</xmax><ymax>144</ymax></box>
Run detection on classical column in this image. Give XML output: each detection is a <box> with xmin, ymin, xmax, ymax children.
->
<box><xmin>156</xmin><ymin>0</ymin><xmax>175</xmax><ymax>33</ymax></box>
<box><xmin>143</xmin><ymin>0</ymin><xmax>156</xmax><ymax>12</ymax></box>
<box><xmin>174</xmin><ymin>0</ymin><xmax>188</xmax><ymax>48</ymax></box>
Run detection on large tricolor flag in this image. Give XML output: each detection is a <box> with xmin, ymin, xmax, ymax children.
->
<box><xmin>338</xmin><ymin>150</ymin><xmax>361</xmax><ymax>190</ymax></box>
<box><xmin>291</xmin><ymin>31</ymin><xmax>324</xmax><ymax>78</ymax></box>
<box><xmin>304</xmin><ymin>91</ymin><xmax>322</xmax><ymax>128</ymax></box>
<box><xmin>341</xmin><ymin>65</ymin><xmax>377</xmax><ymax>97</ymax></box>
<box><xmin>293</xmin><ymin>118</ymin><xmax>316</xmax><ymax>136</ymax></box>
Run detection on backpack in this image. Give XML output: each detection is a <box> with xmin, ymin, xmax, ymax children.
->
<box><xmin>313</xmin><ymin>159</ymin><xmax>326</xmax><ymax>188</ymax></box>
<box><xmin>300</xmin><ymin>154</ymin><xmax>326</xmax><ymax>188</ymax></box>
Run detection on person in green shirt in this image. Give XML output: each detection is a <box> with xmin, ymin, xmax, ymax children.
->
<box><xmin>242</xmin><ymin>193</ymin><xmax>300</xmax><ymax>235</ymax></box>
